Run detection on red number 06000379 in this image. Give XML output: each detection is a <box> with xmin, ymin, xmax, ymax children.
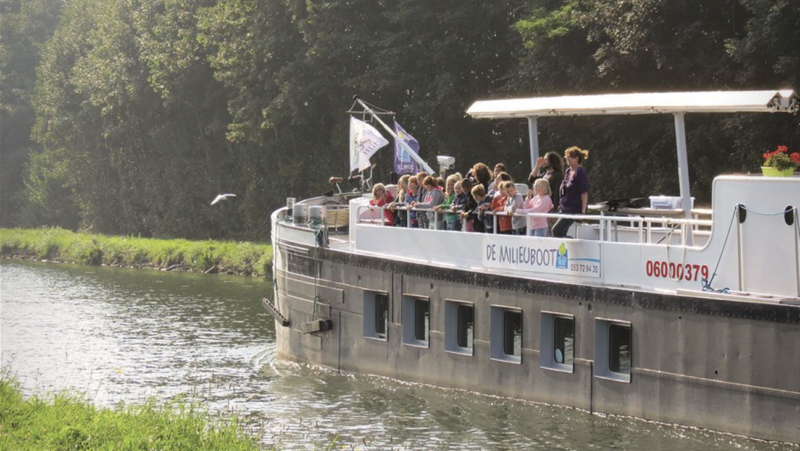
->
<box><xmin>645</xmin><ymin>260</ymin><xmax>709</xmax><ymax>281</ymax></box>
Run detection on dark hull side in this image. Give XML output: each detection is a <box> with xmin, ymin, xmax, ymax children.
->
<box><xmin>271</xmin><ymin>241</ymin><xmax>800</xmax><ymax>444</ymax></box>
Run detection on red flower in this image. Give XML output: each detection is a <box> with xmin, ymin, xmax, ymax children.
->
<box><xmin>760</xmin><ymin>145</ymin><xmax>798</xmax><ymax>170</ymax></box>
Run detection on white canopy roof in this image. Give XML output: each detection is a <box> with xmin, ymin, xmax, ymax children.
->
<box><xmin>467</xmin><ymin>90</ymin><xmax>798</xmax><ymax>119</ymax></box>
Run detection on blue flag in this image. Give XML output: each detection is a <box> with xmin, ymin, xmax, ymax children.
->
<box><xmin>393</xmin><ymin>121</ymin><xmax>420</xmax><ymax>175</ymax></box>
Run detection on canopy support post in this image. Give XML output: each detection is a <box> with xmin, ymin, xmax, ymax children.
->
<box><xmin>528</xmin><ymin>116</ymin><xmax>540</xmax><ymax>173</ymax></box>
<box><xmin>673</xmin><ymin>112</ymin><xmax>694</xmax><ymax>246</ymax></box>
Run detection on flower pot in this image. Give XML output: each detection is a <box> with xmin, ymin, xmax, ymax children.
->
<box><xmin>761</xmin><ymin>166</ymin><xmax>795</xmax><ymax>177</ymax></box>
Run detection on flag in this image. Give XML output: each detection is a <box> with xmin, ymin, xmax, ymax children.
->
<box><xmin>393</xmin><ymin>121</ymin><xmax>420</xmax><ymax>175</ymax></box>
<box><xmin>350</xmin><ymin>117</ymin><xmax>389</xmax><ymax>172</ymax></box>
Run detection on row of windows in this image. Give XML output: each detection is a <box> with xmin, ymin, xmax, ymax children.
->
<box><xmin>364</xmin><ymin>292</ymin><xmax>632</xmax><ymax>382</ymax></box>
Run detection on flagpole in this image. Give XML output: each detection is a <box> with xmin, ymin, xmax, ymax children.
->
<box><xmin>353</xmin><ymin>96</ymin><xmax>435</xmax><ymax>174</ymax></box>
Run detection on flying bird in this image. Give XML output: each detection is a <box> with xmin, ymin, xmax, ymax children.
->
<box><xmin>210</xmin><ymin>193</ymin><xmax>236</xmax><ymax>205</ymax></box>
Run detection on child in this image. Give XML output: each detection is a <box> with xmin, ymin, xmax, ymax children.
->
<box><xmin>519</xmin><ymin>178</ymin><xmax>554</xmax><ymax>237</ymax></box>
<box><xmin>412</xmin><ymin>176</ymin><xmax>445</xmax><ymax>230</ymax></box>
<box><xmin>414</xmin><ymin>172</ymin><xmax>430</xmax><ymax>229</ymax></box>
<box><xmin>489</xmin><ymin>171</ymin><xmax>512</xmax><ymax>196</ymax></box>
<box><xmin>503</xmin><ymin>181</ymin><xmax>526</xmax><ymax>235</ymax></box>
<box><xmin>450</xmin><ymin>181</ymin><xmax>468</xmax><ymax>231</ymax></box>
<box><xmin>406</xmin><ymin>176</ymin><xmax>420</xmax><ymax>228</ymax></box>
<box><xmin>434</xmin><ymin>175</ymin><xmax>460</xmax><ymax>231</ymax></box>
<box><xmin>472</xmin><ymin>184</ymin><xmax>493</xmax><ymax>233</ymax></box>
<box><xmin>491</xmin><ymin>182</ymin><xmax>510</xmax><ymax>234</ymax></box>
<box><xmin>460</xmin><ymin>178</ymin><xmax>479</xmax><ymax>232</ymax></box>
<box><xmin>370</xmin><ymin>183</ymin><xmax>395</xmax><ymax>226</ymax></box>
<box><xmin>389</xmin><ymin>174</ymin><xmax>410</xmax><ymax>227</ymax></box>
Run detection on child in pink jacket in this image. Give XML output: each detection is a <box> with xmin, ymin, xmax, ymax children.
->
<box><xmin>519</xmin><ymin>179</ymin><xmax>554</xmax><ymax>237</ymax></box>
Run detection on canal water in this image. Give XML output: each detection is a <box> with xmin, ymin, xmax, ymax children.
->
<box><xmin>0</xmin><ymin>260</ymin><xmax>792</xmax><ymax>450</ymax></box>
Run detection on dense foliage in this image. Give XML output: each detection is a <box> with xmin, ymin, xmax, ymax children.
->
<box><xmin>2</xmin><ymin>0</ymin><xmax>798</xmax><ymax>239</ymax></box>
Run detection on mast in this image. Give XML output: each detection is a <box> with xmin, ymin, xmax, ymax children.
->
<box><xmin>352</xmin><ymin>96</ymin><xmax>435</xmax><ymax>174</ymax></box>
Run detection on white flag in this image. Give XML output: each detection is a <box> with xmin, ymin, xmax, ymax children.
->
<box><xmin>350</xmin><ymin>117</ymin><xmax>389</xmax><ymax>172</ymax></box>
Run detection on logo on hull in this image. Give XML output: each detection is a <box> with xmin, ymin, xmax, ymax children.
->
<box><xmin>556</xmin><ymin>243</ymin><xmax>569</xmax><ymax>269</ymax></box>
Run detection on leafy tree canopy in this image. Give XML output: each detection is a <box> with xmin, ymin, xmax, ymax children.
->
<box><xmin>1</xmin><ymin>0</ymin><xmax>795</xmax><ymax>239</ymax></box>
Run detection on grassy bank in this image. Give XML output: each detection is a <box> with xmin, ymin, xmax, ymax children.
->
<box><xmin>0</xmin><ymin>228</ymin><xmax>272</xmax><ymax>277</ymax></box>
<box><xmin>0</xmin><ymin>378</ymin><xmax>264</xmax><ymax>451</ymax></box>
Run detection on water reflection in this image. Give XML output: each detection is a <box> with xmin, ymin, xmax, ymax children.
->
<box><xmin>0</xmin><ymin>260</ymin><xmax>790</xmax><ymax>450</ymax></box>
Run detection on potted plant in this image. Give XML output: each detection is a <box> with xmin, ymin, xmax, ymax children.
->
<box><xmin>761</xmin><ymin>145</ymin><xmax>799</xmax><ymax>177</ymax></box>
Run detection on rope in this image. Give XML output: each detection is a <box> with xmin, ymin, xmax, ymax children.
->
<box><xmin>663</xmin><ymin>225</ymin><xmax>688</xmax><ymax>282</ymax></box>
<box><xmin>701</xmin><ymin>206</ymin><xmax>738</xmax><ymax>293</ymax></box>
<box><xmin>701</xmin><ymin>205</ymin><xmax>798</xmax><ymax>293</ymax></box>
<box><xmin>738</xmin><ymin>206</ymin><xmax>795</xmax><ymax>216</ymax></box>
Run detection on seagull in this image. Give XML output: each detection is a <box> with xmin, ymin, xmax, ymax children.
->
<box><xmin>210</xmin><ymin>193</ymin><xmax>236</xmax><ymax>205</ymax></box>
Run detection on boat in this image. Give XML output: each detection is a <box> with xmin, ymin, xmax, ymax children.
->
<box><xmin>263</xmin><ymin>90</ymin><xmax>800</xmax><ymax>443</ymax></box>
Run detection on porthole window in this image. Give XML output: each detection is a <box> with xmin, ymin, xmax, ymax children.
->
<box><xmin>594</xmin><ymin>318</ymin><xmax>632</xmax><ymax>383</ymax></box>
<box><xmin>363</xmin><ymin>291</ymin><xmax>389</xmax><ymax>341</ymax></box>
<box><xmin>445</xmin><ymin>300</ymin><xmax>473</xmax><ymax>356</ymax></box>
<box><xmin>490</xmin><ymin>306</ymin><xmax>522</xmax><ymax>363</ymax></box>
<box><xmin>402</xmin><ymin>296</ymin><xmax>430</xmax><ymax>348</ymax></box>
<box><xmin>540</xmin><ymin>312</ymin><xmax>574</xmax><ymax>373</ymax></box>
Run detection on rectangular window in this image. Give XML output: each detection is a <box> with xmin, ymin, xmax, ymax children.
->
<box><xmin>375</xmin><ymin>293</ymin><xmax>388</xmax><ymax>339</ymax></box>
<box><xmin>457</xmin><ymin>304</ymin><xmax>474</xmax><ymax>349</ymax></box>
<box><xmin>402</xmin><ymin>295</ymin><xmax>429</xmax><ymax>348</ymax></box>
<box><xmin>445</xmin><ymin>300</ymin><xmax>473</xmax><ymax>355</ymax></box>
<box><xmin>414</xmin><ymin>299</ymin><xmax>429</xmax><ymax>342</ymax></box>
<box><xmin>503</xmin><ymin>310</ymin><xmax>522</xmax><ymax>357</ymax></box>
<box><xmin>608</xmin><ymin>323</ymin><xmax>631</xmax><ymax>374</ymax></box>
<box><xmin>554</xmin><ymin>317</ymin><xmax>574</xmax><ymax>366</ymax></box>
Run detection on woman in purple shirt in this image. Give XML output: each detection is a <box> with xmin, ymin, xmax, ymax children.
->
<box><xmin>552</xmin><ymin>146</ymin><xmax>590</xmax><ymax>238</ymax></box>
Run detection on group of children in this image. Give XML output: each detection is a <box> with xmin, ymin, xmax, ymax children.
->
<box><xmin>472</xmin><ymin>176</ymin><xmax>553</xmax><ymax>236</ymax></box>
<box><xmin>371</xmin><ymin>164</ymin><xmax>555</xmax><ymax>237</ymax></box>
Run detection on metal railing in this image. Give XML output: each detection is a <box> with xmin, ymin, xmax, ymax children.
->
<box><xmin>356</xmin><ymin>205</ymin><xmax>445</xmax><ymax>229</ymax></box>
<box><xmin>355</xmin><ymin>205</ymin><xmax>713</xmax><ymax>245</ymax></box>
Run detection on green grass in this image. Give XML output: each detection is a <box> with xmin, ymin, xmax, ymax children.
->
<box><xmin>0</xmin><ymin>228</ymin><xmax>272</xmax><ymax>277</ymax></box>
<box><xmin>0</xmin><ymin>378</ymin><xmax>265</xmax><ymax>451</ymax></box>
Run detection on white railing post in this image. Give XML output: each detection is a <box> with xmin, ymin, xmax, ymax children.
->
<box><xmin>794</xmin><ymin>209</ymin><xmax>799</xmax><ymax>297</ymax></box>
<box><xmin>637</xmin><ymin>218</ymin><xmax>643</xmax><ymax>244</ymax></box>
<box><xmin>737</xmin><ymin>205</ymin><xmax>745</xmax><ymax>291</ymax></box>
<box><xmin>599</xmin><ymin>217</ymin><xmax>605</xmax><ymax>242</ymax></box>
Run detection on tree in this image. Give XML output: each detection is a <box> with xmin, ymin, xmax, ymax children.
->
<box><xmin>0</xmin><ymin>0</ymin><xmax>63</xmax><ymax>226</ymax></box>
<box><xmin>511</xmin><ymin>0</ymin><xmax>800</xmax><ymax>204</ymax></box>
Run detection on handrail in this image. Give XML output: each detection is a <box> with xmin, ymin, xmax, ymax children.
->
<box><xmin>357</xmin><ymin>204</ymin><xmax>444</xmax><ymax>229</ymax></box>
<box><xmin>355</xmin><ymin>204</ymin><xmax>711</xmax><ymax>245</ymax></box>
